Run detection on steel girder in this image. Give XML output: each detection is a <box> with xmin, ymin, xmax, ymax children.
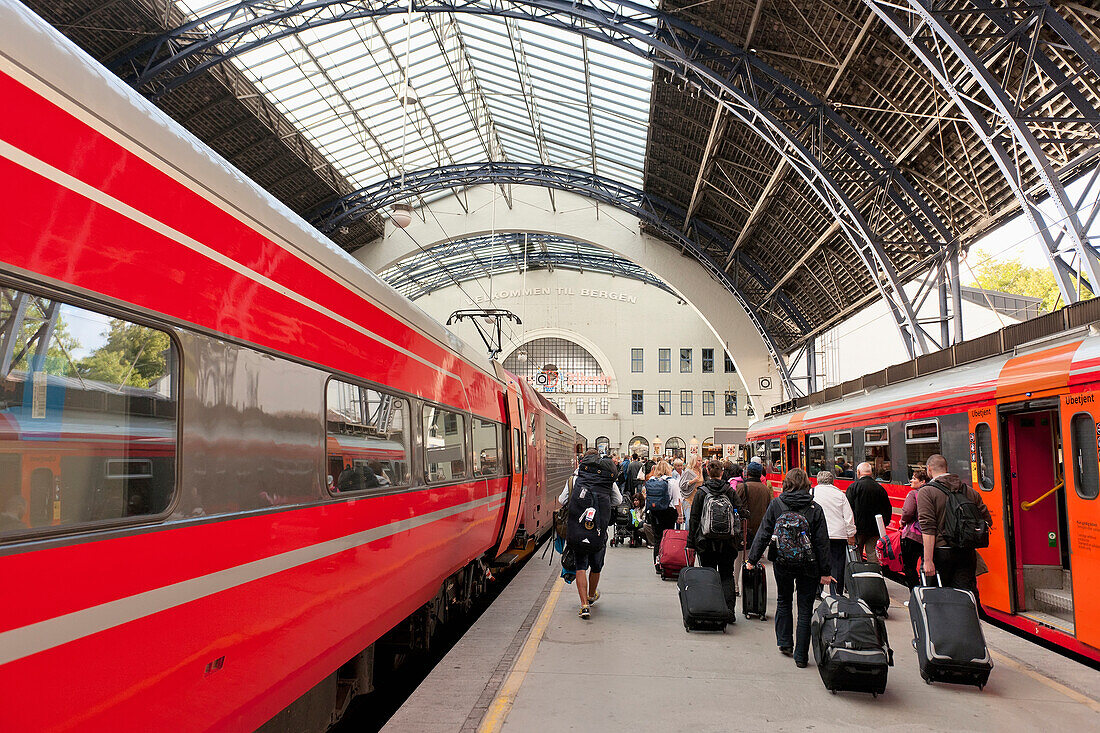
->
<box><xmin>379</xmin><ymin>232</ymin><xmax>679</xmax><ymax>299</ymax></box>
<box><xmin>310</xmin><ymin>161</ymin><xmax>805</xmax><ymax>391</ymax></box>
<box><xmin>112</xmin><ymin>0</ymin><xmax>960</xmax><ymax>362</ymax></box>
<box><xmin>864</xmin><ymin>0</ymin><xmax>1100</xmax><ymax>305</ymax></box>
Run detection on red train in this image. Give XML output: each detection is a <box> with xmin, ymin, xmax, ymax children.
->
<box><xmin>0</xmin><ymin>5</ymin><xmax>575</xmax><ymax>731</ymax></box>
<box><xmin>748</xmin><ymin>306</ymin><xmax>1100</xmax><ymax>663</ymax></box>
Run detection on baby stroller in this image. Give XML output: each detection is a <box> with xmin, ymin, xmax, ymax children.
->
<box><xmin>610</xmin><ymin>501</ymin><xmax>635</xmax><ymax>547</ymax></box>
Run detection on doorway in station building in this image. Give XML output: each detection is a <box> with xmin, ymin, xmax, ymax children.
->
<box><xmin>1002</xmin><ymin>406</ymin><xmax>1073</xmax><ymax>633</ymax></box>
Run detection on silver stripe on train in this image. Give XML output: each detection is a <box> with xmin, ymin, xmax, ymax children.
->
<box><xmin>0</xmin><ymin>138</ymin><xmax>464</xmax><ymax>386</ymax></box>
<box><xmin>0</xmin><ymin>491</ymin><xmax>506</xmax><ymax>666</ymax></box>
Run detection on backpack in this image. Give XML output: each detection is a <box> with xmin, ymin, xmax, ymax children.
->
<box><xmin>554</xmin><ymin>477</ymin><xmax>573</xmax><ymax>540</ymax></box>
<box><xmin>566</xmin><ymin>480</ymin><xmax>604</xmax><ymax>548</ymax></box>
<box><xmin>645</xmin><ymin>477</ymin><xmax>672</xmax><ymax>512</ymax></box>
<box><xmin>699</xmin><ymin>486</ymin><xmax>738</xmax><ymax>541</ymax></box>
<box><xmin>772</xmin><ymin>498</ymin><xmax>816</xmax><ymax>571</ymax></box>
<box><xmin>933</xmin><ymin>481</ymin><xmax>990</xmax><ymax>549</ymax></box>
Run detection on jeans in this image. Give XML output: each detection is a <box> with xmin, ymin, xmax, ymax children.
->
<box><xmin>651</xmin><ymin>507</ymin><xmax>679</xmax><ymax>563</ymax></box>
<box><xmin>933</xmin><ymin>546</ymin><xmax>979</xmax><ymax>600</ymax></box>
<box><xmin>821</xmin><ymin>539</ymin><xmax>849</xmax><ymax>595</ymax></box>
<box><xmin>774</xmin><ymin>568</ymin><xmax>818</xmax><ymax>663</ymax></box>
<box><xmin>697</xmin><ymin>548</ymin><xmax>737</xmax><ymax>619</ymax></box>
<box><xmin>901</xmin><ymin>537</ymin><xmax>923</xmax><ymax>590</ymax></box>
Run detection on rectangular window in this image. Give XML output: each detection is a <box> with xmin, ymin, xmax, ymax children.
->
<box><xmin>423</xmin><ymin>405</ymin><xmax>467</xmax><ymax>483</ymax></box>
<box><xmin>702</xmin><ymin>348</ymin><xmax>714</xmax><ymax>373</ymax></box>
<box><xmin>975</xmin><ymin>423</ymin><xmax>995</xmax><ymax>491</ymax></box>
<box><xmin>0</xmin><ymin>289</ymin><xmax>180</xmax><ymax>541</ymax></box>
<box><xmin>659</xmin><ymin>390</ymin><xmax>671</xmax><ymax>415</ymax></box>
<box><xmin>703</xmin><ymin>391</ymin><xmax>715</xmax><ymax>416</ymax></box>
<box><xmin>724</xmin><ymin>390</ymin><xmax>737</xmax><ymax>416</ymax></box>
<box><xmin>681</xmin><ymin>390</ymin><xmax>693</xmax><ymax>415</ymax></box>
<box><xmin>512</xmin><ymin>428</ymin><xmax>524</xmax><ymax>473</ymax></box>
<box><xmin>833</xmin><ymin>430</ymin><xmax>854</xmax><ymax>478</ymax></box>
<box><xmin>631</xmin><ymin>390</ymin><xmax>643</xmax><ymax>414</ymax></box>
<box><xmin>905</xmin><ymin>420</ymin><xmax>940</xmax><ymax>479</ymax></box>
<box><xmin>472</xmin><ymin>418</ymin><xmax>502</xmax><ymax>477</ymax></box>
<box><xmin>589</xmin><ymin>398</ymin><xmax>597</xmax><ymax>414</ymax></box>
<box><xmin>329</xmin><ymin>380</ymin><xmax>411</xmax><ymax>492</ymax></box>
<box><xmin>659</xmin><ymin>348</ymin><xmax>671</xmax><ymax>373</ymax></box>
<box><xmin>808</xmin><ymin>434</ymin><xmax>827</xmax><ymax>474</ymax></box>
<box><xmin>680</xmin><ymin>348</ymin><xmax>692</xmax><ymax>373</ymax></box>
<box><xmin>769</xmin><ymin>440</ymin><xmax>782</xmax><ymax>472</ymax></box>
<box><xmin>724</xmin><ymin>352</ymin><xmax>735</xmax><ymax>373</ymax></box>
<box><xmin>1071</xmin><ymin>414</ymin><xmax>1099</xmax><ymax>499</ymax></box>
<box><xmin>576</xmin><ymin>398</ymin><xmax>584</xmax><ymax>415</ymax></box>
<box><xmin>600</xmin><ymin>398</ymin><xmax>609</xmax><ymax>414</ymax></box>
<box><xmin>631</xmin><ymin>348</ymin><xmax>643</xmax><ymax>373</ymax></box>
<box><xmin>863</xmin><ymin>426</ymin><xmax>891</xmax><ymax>482</ymax></box>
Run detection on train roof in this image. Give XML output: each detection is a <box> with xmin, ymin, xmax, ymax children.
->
<box><xmin>2</xmin><ymin>2</ymin><xmax>499</xmax><ymax>385</ymax></box>
<box><xmin>749</xmin><ymin>321</ymin><xmax>1100</xmax><ymax>437</ymax></box>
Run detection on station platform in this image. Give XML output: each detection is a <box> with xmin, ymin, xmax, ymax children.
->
<box><xmin>384</xmin><ymin>542</ymin><xmax>1100</xmax><ymax>732</ymax></box>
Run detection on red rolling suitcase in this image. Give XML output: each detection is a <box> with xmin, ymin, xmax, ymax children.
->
<box><xmin>659</xmin><ymin>528</ymin><xmax>692</xmax><ymax>580</ymax></box>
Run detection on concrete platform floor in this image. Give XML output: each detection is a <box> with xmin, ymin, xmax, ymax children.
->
<box><xmin>384</xmin><ymin>543</ymin><xmax>1100</xmax><ymax>733</ymax></box>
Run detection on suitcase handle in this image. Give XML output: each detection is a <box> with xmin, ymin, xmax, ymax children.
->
<box><xmin>919</xmin><ymin>570</ymin><xmax>943</xmax><ymax>587</ymax></box>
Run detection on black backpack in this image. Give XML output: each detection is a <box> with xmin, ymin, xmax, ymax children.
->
<box><xmin>566</xmin><ymin>480</ymin><xmax>605</xmax><ymax>549</ymax></box>
<box><xmin>933</xmin><ymin>481</ymin><xmax>990</xmax><ymax>550</ymax></box>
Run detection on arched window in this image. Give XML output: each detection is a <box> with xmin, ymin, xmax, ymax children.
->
<box><xmin>665</xmin><ymin>436</ymin><xmax>686</xmax><ymax>460</ymax></box>
<box><xmin>628</xmin><ymin>436</ymin><xmax>650</xmax><ymax>458</ymax></box>
<box><xmin>595</xmin><ymin>436</ymin><xmax>610</xmax><ymax>455</ymax></box>
<box><xmin>503</xmin><ymin>338</ymin><xmax>608</xmax><ymax>393</ymax></box>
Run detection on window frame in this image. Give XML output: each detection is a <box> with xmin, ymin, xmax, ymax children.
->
<box><xmin>659</xmin><ymin>390</ymin><xmax>671</xmax><ymax>415</ymax></box>
<box><xmin>600</xmin><ymin>397</ymin><xmax>609</xmax><ymax>414</ymax></box>
<box><xmin>658</xmin><ymin>348</ymin><xmax>671</xmax><ymax>373</ymax></box>
<box><xmin>0</xmin><ymin>281</ymin><xmax>183</xmax><ymax>543</ymax></box>
<box><xmin>327</xmin><ymin>377</ymin><xmax>414</xmax><ymax>496</ymax></box>
<box><xmin>701</xmin><ymin>348</ymin><xmax>714</xmax><ymax>373</ymax></box>
<box><xmin>864</xmin><ymin>426</ymin><xmax>890</xmax><ymax>446</ymax></box>
<box><xmin>974</xmin><ymin>422</ymin><xmax>995</xmax><ymax>492</ymax></box>
<box><xmin>680</xmin><ymin>390</ymin><xmax>693</xmax><ymax>415</ymax></box>
<box><xmin>904</xmin><ymin>420</ymin><xmax>940</xmax><ymax>444</ymax></box>
<box><xmin>680</xmin><ymin>348</ymin><xmax>692</xmax><ymax>373</ymax></box>
<box><xmin>724</xmin><ymin>390</ymin><xmax>737</xmax><ymax>416</ymax></box>
<box><xmin>702</xmin><ymin>390</ymin><xmax>715</xmax><ymax>416</ymax></box>
<box><xmin>1070</xmin><ymin>412</ymin><xmax>1099</xmax><ymax>500</ymax></box>
<box><xmin>421</xmin><ymin>402</ymin><xmax>471</xmax><ymax>485</ymax></box>
<box><xmin>471</xmin><ymin>417</ymin><xmax>504</xmax><ymax>478</ymax></box>
<box><xmin>724</xmin><ymin>352</ymin><xmax>735</xmax><ymax>373</ymax></box>
<box><xmin>631</xmin><ymin>348</ymin><xmax>643</xmax><ymax>373</ymax></box>
<box><xmin>631</xmin><ymin>389</ymin><xmax>643</xmax><ymax>414</ymax></box>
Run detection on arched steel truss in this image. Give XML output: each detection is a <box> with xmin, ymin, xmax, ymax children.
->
<box><xmin>113</xmin><ymin>0</ymin><xmax>964</xmax><ymax>363</ymax></box>
<box><xmin>864</xmin><ymin>0</ymin><xmax>1100</xmax><ymax>305</ymax></box>
<box><xmin>378</xmin><ymin>232</ymin><xmax>678</xmax><ymax>300</ymax></box>
<box><xmin>326</xmin><ymin>162</ymin><xmax>803</xmax><ymax>391</ymax></box>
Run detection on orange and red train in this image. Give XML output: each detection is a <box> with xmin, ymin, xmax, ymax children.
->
<box><xmin>0</xmin><ymin>5</ymin><xmax>574</xmax><ymax>731</ymax></box>
<box><xmin>748</xmin><ymin>310</ymin><xmax>1100</xmax><ymax>663</ymax></box>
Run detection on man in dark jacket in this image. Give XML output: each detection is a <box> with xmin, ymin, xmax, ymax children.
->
<box><xmin>918</xmin><ymin>454</ymin><xmax>993</xmax><ymax>598</ymax></box>
<box><xmin>845</xmin><ymin>462</ymin><xmax>893</xmax><ymax>564</ymax></box>
<box><xmin>746</xmin><ymin>469</ymin><xmax>833</xmax><ymax>668</ymax></box>
<box><xmin>686</xmin><ymin>460</ymin><xmax>743</xmax><ymax>622</ymax></box>
<box><xmin>735</xmin><ymin>462</ymin><xmax>771</xmax><ymax>580</ymax></box>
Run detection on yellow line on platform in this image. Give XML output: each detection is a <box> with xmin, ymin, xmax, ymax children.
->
<box><xmin>990</xmin><ymin>651</ymin><xmax>1100</xmax><ymax>714</ymax></box>
<box><xmin>478</xmin><ymin>577</ymin><xmax>565</xmax><ymax>733</ymax></box>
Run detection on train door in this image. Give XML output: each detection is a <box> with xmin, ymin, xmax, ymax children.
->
<box><xmin>968</xmin><ymin>407</ymin><xmax>1011</xmax><ymax>612</ymax></box>
<box><xmin>491</xmin><ymin>383</ymin><xmax>526</xmax><ymax>558</ymax></box>
<box><xmin>1060</xmin><ymin>394</ymin><xmax>1100</xmax><ymax>652</ymax></box>
<box><xmin>785</xmin><ymin>434</ymin><xmax>800</xmax><ymax>471</ymax></box>
<box><xmin>1002</xmin><ymin>406</ymin><xmax>1073</xmax><ymax>634</ymax></box>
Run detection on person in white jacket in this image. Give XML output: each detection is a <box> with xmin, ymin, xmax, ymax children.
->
<box><xmin>812</xmin><ymin>470</ymin><xmax>856</xmax><ymax>595</ymax></box>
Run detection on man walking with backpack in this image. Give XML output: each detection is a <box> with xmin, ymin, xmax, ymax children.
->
<box><xmin>745</xmin><ymin>468</ymin><xmax>833</xmax><ymax>668</ymax></box>
<box><xmin>686</xmin><ymin>459</ymin><xmax>743</xmax><ymax>621</ymax></box>
<box><xmin>560</xmin><ymin>448</ymin><xmax>620</xmax><ymax>619</ymax></box>
<box><xmin>918</xmin><ymin>454</ymin><xmax>992</xmax><ymax>597</ymax></box>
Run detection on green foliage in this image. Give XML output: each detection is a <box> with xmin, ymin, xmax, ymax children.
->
<box><xmin>968</xmin><ymin>250</ymin><xmax>1090</xmax><ymax>313</ymax></box>
<box><xmin>77</xmin><ymin>319</ymin><xmax>171</xmax><ymax>388</ymax></box>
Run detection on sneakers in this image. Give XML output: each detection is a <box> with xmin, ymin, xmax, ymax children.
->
<box><xmin>579</xmin><ymin>606</ymin><xmax>591</xmax><ymax>619</ymax></box>
<box><xmin>588</xmin><ymin>591</ymin><xmax>601</xmax><ymax>605</ymax></box>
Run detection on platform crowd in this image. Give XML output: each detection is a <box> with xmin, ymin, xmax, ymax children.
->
<box><xmin>558</xmin><ymin>449</ymin><xmax>991</xmax><ymax>669</ymax></box>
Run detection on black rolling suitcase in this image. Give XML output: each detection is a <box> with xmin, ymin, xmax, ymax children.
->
<box><xmin>910</xmin><ymin>573</ymin><xmax>992</xmax><ymax>688</ymax></box>
<box><xmin>845</xmin><ymin>546</ymin><xmax>890</xmax><ymax>617</ymax></box>
<box><xmin>677</xmin><ymin>554</ymin><xmax>729</xmax><ymax>632</ymax></box>
<box><xmin>811</xmin><ymin>595</ymin><xmax>892</xmax><ymax>696</ymax></box>
<box><xmin>740</xmin><ymin>523</ymin><xmax>767</xmax><ymax>620</ymax></box>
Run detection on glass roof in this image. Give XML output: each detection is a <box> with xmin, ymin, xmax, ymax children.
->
<box><xmin>177</xmin><ymin>2</ymin><xmax>654</xmax><ymax>196</ymax></box>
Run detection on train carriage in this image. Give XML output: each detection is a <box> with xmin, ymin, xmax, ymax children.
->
<box><xmin>748</xmin><ymin>310</ymin><xmax>1100</xmax><ymax>663</ymax></box>
<box><xmin>0</xmin><ymin>4</ymin><xmax>574</xmax><ymax>731</ymax></box>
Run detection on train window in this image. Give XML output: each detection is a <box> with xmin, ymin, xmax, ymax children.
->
<box><xmin>807</xmin><ymin>434</ymin><xmax>827</xmax><ymax>474</ymax></box>
<box><xmin>975</xmin><ymin>423</ymin><xmax>995</xmax><ymax>492</ymax></box>
<box><xmin>1070</xmin><ymin>414</ymin><xmax>1099</xmax><ymax>500</ymax></box>
<box><xmin>472</xmin><ymin>418</ymin><xmax>502</xmax><ymax>477</ymax></box>
<box><xmin>423</xmin><ymin>406</ymin><xmax>468</xmax><ymax>483</ymax></box>
<box><xmin>833</xmin><ymin>431</ymin><xmax>854</xmax><ymax>478</ymax></box>
<box><xmin>905</xmin><ymin>420</ymin><xmax>940</xmax><ymax>479</ymax></box>
<box><xmin>0</xmin><ymin>289</ymin><xmax>178</xmax><ymax>542</ymax></box>
<box><xmin>512</xmin><ymin>428</ymin><xmax>523</xmax><ymax>473</ymax></box>
<box><xmin>863</xmin><ymin>426</ymin><xmax>891</xmax><ymax>482</ymax></box>
<box><xmin>769</xmin><ymin>440</ymin><xmax>782</xmax><ymax>473</ymax></box>
<box><xmin>327</xmin><ymin>380</ymin><xmax>410</xmax><ymax>493</ymax></box>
